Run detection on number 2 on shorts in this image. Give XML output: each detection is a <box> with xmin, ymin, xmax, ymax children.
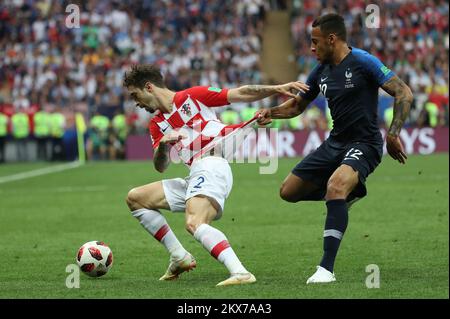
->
<box><xmin>193</xmin><ymin>176</ymin><xmax>205</xmax><ymax>189</ymax></box>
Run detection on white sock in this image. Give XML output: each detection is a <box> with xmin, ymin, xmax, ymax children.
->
<box><xmin>131</xmin><ymin>208</ymin><xmax>186</xmax><ymax>260</ymax></box>
<box><xmin>194</xmin><ymin>223</ymin><xmax>248</xmax><ymax>274</ymax></box>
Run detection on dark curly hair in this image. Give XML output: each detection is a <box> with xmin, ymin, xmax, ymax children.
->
<box><xmin>123</xmin><ymin>64</ymin><xmax>166</xmax><ymax>89</ymax></box>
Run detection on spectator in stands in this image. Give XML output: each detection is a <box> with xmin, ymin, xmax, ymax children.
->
<box><xmin>418</xmin><ymin>100</ymin><xmax>440</xmax><ymax>128</ymax></box>
<box><xmin>268</xmin><ymin>118</ymin><xmax>286</xmax><ymax>130</ymax></box>
<box><xmin>86</xmin><ymin>125</ymin><xmax>105</xmax><ymax>161</ymax></box>
<box><xmin>0</xmin><ymin>0</ymin><xmax>268</xmax><ymax>145</ymax></box>
<box><xmin>50</xmin><ymin>107</ymin><xmax>66</xmax><ymax>161</ymax></box>
<box><xmin>384</xmin><ymin>105</ymin><xmax>394</xmax><ymax>129</ymax></box>
<box><xmin>290</xmin><ymin>0</ymin><xmax>449</xmax><ymax>128</ymax></box>
<box><xmin>325</xmin><ymin>108</ymin><xmax>333</xmax><ymax>131</ymax></box>
<box><xmin>33</xmin><ymin>106</ymin><xmax>51</xmax><ymax>161</ymax></box>
<box><xmin>287</xmin><ymin>115</ymin><xmax>302</xmax><ymax>130</ymax></box>
<box><xmin>0</xmin><ymin>110</ymin><xmax>8</xmax><ymax>162</ymax></box>
<box><xmin>240</xmin><ymin>103</ymin><xmax>259</xmax><ymax>126</ymax></box>
<box><xmin>88</xmin><ymin>110</ymin><xmax>110</xmax><ymax>160</ymax></box>
<box><xmin>11</xmin><ymin>108</ymin><xmax>30</xmax><ymax>162</ymax></box>
<box><xmin>111</xmin><ymin>110</ymin><xmax>128</xmax><ymax>160</ymax></box>
<box><xmin>106</xmin><ymin>123</ymin><xmax>122</xmax><ymax>160</ymax></box>
<box><xmin>299</xmin><ymin>105</ymin><xmax>328</xmax><ymax>131</ymax></box>
<box><xmin>220</xmin><ymin>107</ymin><xmax>240</xmax><ymax>125</ymax></box>
<box><xmin>0</xmin><ymin>0</ymin><xmax>447</xmax><ymax>164</ymax></box>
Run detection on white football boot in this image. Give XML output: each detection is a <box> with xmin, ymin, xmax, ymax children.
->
<box><xmin>159</xmin><ymin>252</ymin><xmax>197</xmax><ymax>281</ymax></box>
<box><xmin>216</xmin><ymin>272</ymin><xmax>256</xmax><ymax>286</ymax></box>
<box><xmin>306</xmin><ymin>266</ymin><xmax>336</xmax><ymax>284</ymax></box>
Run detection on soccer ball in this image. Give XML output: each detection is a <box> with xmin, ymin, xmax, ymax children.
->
<box><xmin>76</xmin><ymin>241</ymin><xmax>113</xmax><ymax>277</ymax></box>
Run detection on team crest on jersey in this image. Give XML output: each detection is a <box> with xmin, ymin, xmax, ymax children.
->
<box><xmin>345</xmin><ymin>69</ymin><xmax>352</xmax><ymax>79</ymax></box>
<box><xmin>180</xmin><ymin>103</ymin><xmax>192</xmax><ymax>117</ymax></box>
<box><xmin>345</xmin><ymin>68</ymin><xmax>354</xmax><ymax>88</ymax></box>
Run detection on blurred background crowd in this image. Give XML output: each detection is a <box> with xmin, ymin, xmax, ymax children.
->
<box><xmin>0</xmin><ymin>0</ymin><xmax>448</xmax><ymax>162</ymax></box>
<box><xmin>291</xmin><ymin>0</ymin><xmax>449</xmax><ymax>130</ymax></box>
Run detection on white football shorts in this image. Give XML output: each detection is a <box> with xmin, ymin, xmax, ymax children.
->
<box><xmin>161</xmin><ymin>156</ymin><xmax>233</xmax><ymax>220</ymax></box>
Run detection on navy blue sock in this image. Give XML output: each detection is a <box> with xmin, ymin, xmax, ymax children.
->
<box><xmin>319</xmin><ymin>199</ymin><xmax>348</xmax><ymax>273</ymax></box>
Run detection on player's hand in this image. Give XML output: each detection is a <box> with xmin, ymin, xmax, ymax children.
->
<box><xmin>255</xmin><ymin>108</ymin><xmax>272</xmax><ymax>126</ymax></box>
<box><xmin>160</xmin><ymin>133</ymin><xmax>186</xmax><ymax>145</ymax></box>
<box><xmin>276</xmin><ymin>81</ymin><xmax>309</xmax><ymax>98</ymax></box>
<box><xmin>386</xmin><ymin>134</ymin><xmax>407</xmax><ymax>164</ymax></box>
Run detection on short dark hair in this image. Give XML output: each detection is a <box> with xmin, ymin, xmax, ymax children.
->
<box><xmin>312</xmin><ymin>13</ymin><xmax>347</xmax><ymax>41</ymax></box>
<box><xmin>123</xmin><ymin>64</ymin><xmax>166</xmax><ymax>89</ymax></box>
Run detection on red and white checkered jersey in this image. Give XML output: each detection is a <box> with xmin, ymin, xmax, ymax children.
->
<box><xmin>148</xmin><ymin>86</ymin><xmax>255</xmax><ymax>166</ymax></box>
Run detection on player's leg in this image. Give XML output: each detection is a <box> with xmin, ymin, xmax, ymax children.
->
<box><xmin>126</xmin><ymin>180</ymin><xmax>195</xmax><ymax>278</ymax></box>
<box><xmin>185</xmin><ymin>195</ymin><xmax>255</xmax><ymax>286</ymax></box>
<box><xmin>185</xmin><ymin>157</ymin><xmax>255</xmax><ymax>286</ymax></box>
<box><xmin>308</xmin><ymin>144</ymin><xmax>382</xmax><ymax>284</ymax></box>
<box><xmin>279</xmin><ymin>173</ymin><xmax>323</xmax><ymax>203</ymax></box>
<box><xmin>280</xmin><ymin>141</ymin><xmax>338</xmax><ymax>204</ymax></box>
<box><xmin>307</xmin><ymin>164</ymin><xmax>359</xmax><ymax>284</ymax></box>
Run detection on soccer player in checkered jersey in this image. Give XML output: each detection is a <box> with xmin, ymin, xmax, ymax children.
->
<box><xmin>123</xmin><ymin>64</ymin><xmax>309</xmax><ymax>286</ymax></box>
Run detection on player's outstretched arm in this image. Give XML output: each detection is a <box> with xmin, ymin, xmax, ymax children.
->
<box><xmin>381</xmin><ymin>75</ymin><xmax>414</xmax><ymax>164</ymax></box>
<box><xmin>227</xmin><ymin>82</ymin><xmax>309</xmax><ymax>103</ymax></box>
<box><xmin>257</xmin><ymin>95</ymin><xmax>311</xmax><ymax>125</ymax></box>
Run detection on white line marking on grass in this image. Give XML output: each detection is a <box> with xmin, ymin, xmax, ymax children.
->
<box><xmin>0</xmin><ymin>162</ymin><xmax>82</xmax><ymax>185</ymax></box>
<box><xmin>0</xmin><ymin>185</ymin><xmax>107</xmax><ymax>194</ymax></box>
<box><xmin>54</xmin><ymin>185</ymin><xmax>107</xmax><ymax>193</ymax></box>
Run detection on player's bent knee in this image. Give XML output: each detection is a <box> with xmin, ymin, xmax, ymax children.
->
<box><xmin>279</xmin><ymin>185</ymin><xmax>300</xmax><ymax>203</ymax></box>
<box><xmin>185</xmin><ymin>215</ymin><xmax>205</xmax><ymax>235</ymax></box>
<box><xmin>185</xmin><ymin>209</ymin><xmax>199</xmax><ymax>235</ymax></box>
<box><xmin>126</xmin><ymin>188</ymin><xmax>136</xmax><ymax>208</ymax></box>
<box><xmin>126</xmin><ymin>187</ymin><xmax>145</xmax><ymax>211</ymax></box>
<box><xmin>325</xmin><ymin>179</ymin><xmax>347</xmax><ymax>200</ymax></box>
<box><xmin>185</xmin><ymin>221</ymin><xmax>197</xmax><ymax>235</ymax></box>
<box><xmin>185</xmin><ymin>205</ymin><xmax>211</xmax><ymax>235</ymax></box>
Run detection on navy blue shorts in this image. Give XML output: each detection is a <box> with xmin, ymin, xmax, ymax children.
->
<box><xmin>292</xmin><ymin>139</ymin><xmax>382</xmax><ymax>200</ymax></box>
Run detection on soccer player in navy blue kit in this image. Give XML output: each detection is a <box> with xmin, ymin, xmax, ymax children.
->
<box><xmin>257</xmin><ymin>13</ymin><xmax>413</xmax><ymax>283</ymax></box>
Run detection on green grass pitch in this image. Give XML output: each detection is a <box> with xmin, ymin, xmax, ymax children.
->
<box><xmin>0</xmin><ymin>154</ymin><xmax>448</xmax><ymax>299</ymax></box>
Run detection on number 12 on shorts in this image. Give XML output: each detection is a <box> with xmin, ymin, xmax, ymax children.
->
<box><xmin>345</xmin><ymin>148</ymin><xmax>363</xmax><ymax>160</ymax></box>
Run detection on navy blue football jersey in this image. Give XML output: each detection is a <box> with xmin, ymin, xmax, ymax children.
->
<box><xmin>300</xmin><ymin>47</ymin><xmax>395</xmax><ymax>146</ymax></box>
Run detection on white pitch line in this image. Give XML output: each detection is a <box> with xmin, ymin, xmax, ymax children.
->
<box><xmin>0</xmin><ymin>161</ymin><xmax>82</xmax><ymax>185</ymax></box>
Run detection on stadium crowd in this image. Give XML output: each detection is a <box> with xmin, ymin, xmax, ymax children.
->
<box><xmin>291</xmin><ymin>0</ymin><xmax>449</xmax><ymax>129</ymax></box>
<box><xmin>0</xmin><ymin>0</ymin><xmax>448</xmax><ymax>162</ymax></box>
<box><xmin>0</xmin><ymin>0</ymin><xmax>267</xmax><ymax>161</ymax></box>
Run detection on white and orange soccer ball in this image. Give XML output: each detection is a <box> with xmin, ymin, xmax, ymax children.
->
<box><xmin>76</xmin><ymin>241</ymin><xmax>113</xmax><ymax>277</ymax></box>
